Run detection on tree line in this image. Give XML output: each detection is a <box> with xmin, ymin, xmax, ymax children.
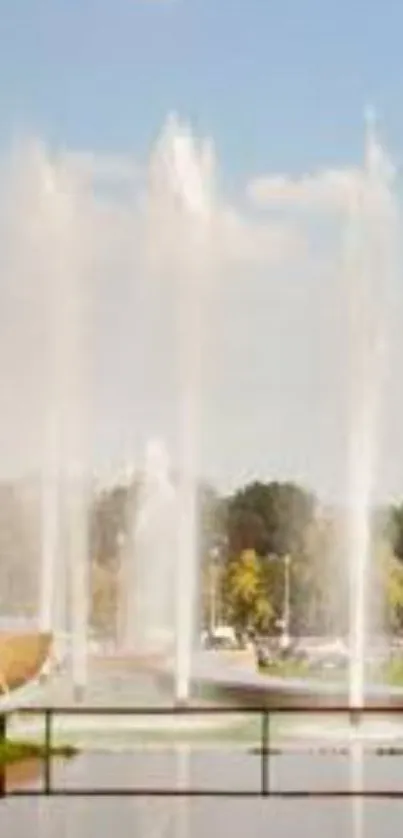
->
<box><xmin>0</xmin><ymin>474</ymin><xmax>403</xmax><ymax>637</ymax></box>
<box><xmin>89</xmin><ymin>477</ymin><xmax>403</xmax><ymax>638</ymax></box>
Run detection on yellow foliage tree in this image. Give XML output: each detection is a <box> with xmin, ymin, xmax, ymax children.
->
<box><xmin>377</xmin><ymin>540</ymin><xmax>403</xmax><ymax>631</ymax></box>
<box><xmin>223</xmin><ymin>549</ymin><xmax>274</xmax><ymax>634</ymax></box>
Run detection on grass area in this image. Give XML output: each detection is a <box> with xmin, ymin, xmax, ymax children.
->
<box><xmin>49</xmin><ymin>726</ymin><xmax>259</xmax><ymax>748</ymax></box>
<box><xmin>259</xmin><ymin>655</ymin><xmax>403</xmax><ymax>687</ymax></box>
<box><xmin>258</xmin><ymin>659</ymin><xmax>311</xmax><ymax>679</ymax></box>
<box><xmin>382</xmin><ymin>657</ymin><xmax>403</xmax><ymax>686</ymax></box>
<box><xmin>9</xmin><ymin>708</ymin><xmax>265</xmax><ymax>748</ymax></box>
<box><xmin>0</xmin><ymin>739</ymin><xmax>77</xmax><ymax>766</ymax></box>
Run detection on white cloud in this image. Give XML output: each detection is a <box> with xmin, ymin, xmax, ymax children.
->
<box><xmin>214</xmin><ymin>205</ymin><xmax>305</xmax><ymax>266</ymax></box>
<box><xmin>246</xmin><ymin>133</ymin><xmax>396</xmax><ymax>221</ymax></box>
<box><xmin>246</xmin><ymin>167</ymin><xmax>362</xmax><ymax>210</ymax></box>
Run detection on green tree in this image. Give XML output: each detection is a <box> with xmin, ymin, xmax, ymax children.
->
<box><xmin>90</xmin><ymin>561</ymin><xmax>118</xmax><ymax>636</ymax></box>
<box><xmin>0</xmin><ymin>481</ymin><xmax>40</xmax><ymax>615</ymax></box>
<box><xmin>226</xmin><ymin>481</ymin><xmax>316</xmax><ymax>559</ymax></box>
<box><xmin>224</xmin><ymin>481</ymin><xmax>317</xmax><ymax>634</ymax></box>
<box><xmin>291</xmin><ymin>511</ymin><xmax>344</xmax><ymax>635</ymax></box>
<box><xmin>388</xmin><ymin>503</ymin><xmax>403</xmax><ymax>563</ymax></box>
<box><xmin>89</xmin><ymin>484</ymin><xmax>131</xmax><ymax>568</ymax></box>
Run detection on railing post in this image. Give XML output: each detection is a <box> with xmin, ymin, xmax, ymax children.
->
<box><xmin>261</xmin><ymin>709</ymin><xmax>270</xmax><ymax>797</ymax></box>
<box><xmin>0</xmin><ymin>714</ymin><xmax>6</xmax><ymax>798</ymax></box>
<box><xmin>350</xmin><ymin>707</ymin><xmax>362</xmax><ymax>728</ymax></box>
<box><xmin>44</xmin><ymin>709</ymin><xmax>52</xmax><ymax>795</ymax></box>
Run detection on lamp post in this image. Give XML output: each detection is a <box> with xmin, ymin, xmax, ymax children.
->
<box><xmin>208</xmin><ymin>546</ymin><xmax>220</xmax><ymax>637</ymax></box>
<box><xmin>279</xmin><ymin>554</ymin><xmax>292</xmax><ymax>652</ymax></box>
<box><xmin>116</xmin><ymin>528</ymin><xmax>126</xmax><ymax>650</ymax></box>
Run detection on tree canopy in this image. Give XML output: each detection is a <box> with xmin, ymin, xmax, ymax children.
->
<box><xmin>389</xmin><ymin>503</ymin><xmax>403</xmax><ymax>563</ymax></box>
<box><xmin>225</xmin><ymin>481</ymin><xmax>316</xmax><ymax>559</ymax></box>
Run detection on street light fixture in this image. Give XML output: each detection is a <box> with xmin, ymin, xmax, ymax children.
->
<box><xmin>279</xmin><ymin>554</ymin><xmax>292</xmax><ymax>652</ymax></box>
<box><xmin>208</xmin><ymin>545</ymin><xmax>220</xmax><ymax>636</ymax></box>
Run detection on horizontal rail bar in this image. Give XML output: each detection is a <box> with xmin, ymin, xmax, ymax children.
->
<box><xmin>7</xmin><ymin>789</ymin><xmax>403</xmax><ymax>799</ymax></box>
<box><xmin>10</xmin><ymin>704</ymin><xmax>403</xmax><ymax>715</ymax></box>
<box><xmin>8</xmin><ymin>788</ymin><xmax>263</xmax><ymax>798</ymax></box>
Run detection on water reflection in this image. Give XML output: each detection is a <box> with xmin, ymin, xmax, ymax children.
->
<box><xmin>350</xmin><ymin>740</ymin><xmax>365</xmax><ymax>838</ymax></box>
<box><xmin>130</xmin><ymin>745</ymin><xmax>191</xmax><ymax>838</ymax></box>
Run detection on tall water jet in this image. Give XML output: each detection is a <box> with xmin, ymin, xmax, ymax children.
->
<box><xmin>67</xmin><ymin>471</ymin><xmax>90</xmax><ymax>699</ymax></box>
<box><xmin>61</xmin><ymin>199</ymin><xmax>91</xmax><ymax>700</ymax></box>
<box><xmin>346</xmin><ymin>112</ymin><xmax>396</xmax><ymax>709</ymax></box>
<box><xmin>148</xmin><ymin>115</ymin><xmax>215</xmax><ymax>703</ymax></box>
<box><xmin>40</xmin><ymin>407</ymin><xmax>62</xmax><ymax>634</ymax></box>
<box><xmin>36</xmin><ymin>161</ymin><xmax>65</xmax><ymax>637</ymax></box>
<box><xmin>38</xmin><ymin>151</ymin><xmax>90</xmax><ymax>695</ymax></box>
<box><xmin>5</xmin><ymin>146</ymin><xmax>60</xmax><ymax>637</ymax></box>
<box><xmin>121</xmin><ymin>439</ymin><xmax>177</xmax><ymax>654</ymax></box>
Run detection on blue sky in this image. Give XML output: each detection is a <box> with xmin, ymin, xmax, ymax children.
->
<box><xmin>0</xmin><ymin>0</ymin><xmax>402</xmax><ymax>179</ymax></box>
<box><xmin>0</xmin><ymin>0</ymin><xmax>402</xmax><ymax>503</ymax></box>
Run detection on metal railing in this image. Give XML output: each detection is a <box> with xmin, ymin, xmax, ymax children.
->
<box><xmin>0</xmin><ymin>704</ymin><xmax>403</xmax><ymax>799</ymax></box>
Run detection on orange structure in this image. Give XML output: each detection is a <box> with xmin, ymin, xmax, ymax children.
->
<box><xmin>0</xmin><ymin>632</ymin><xmax>51</xmax><ymax>694</ymax></box>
